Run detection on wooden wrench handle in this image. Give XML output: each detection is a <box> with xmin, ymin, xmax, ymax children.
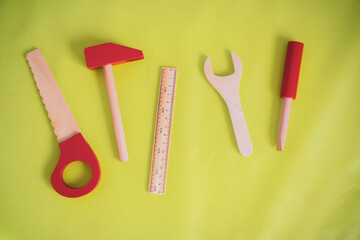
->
<box><xmin>226</xmin><ymin>100</ymin><xmax>252</xmax><ymax>157</ymax></box>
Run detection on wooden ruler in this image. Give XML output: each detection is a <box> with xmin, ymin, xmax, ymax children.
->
<box><xmin>149</xmin><ymin>67</ymin><xmax>178</xmax><ymax>195</ymax></box>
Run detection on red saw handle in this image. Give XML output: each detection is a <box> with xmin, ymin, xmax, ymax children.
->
<box><xmin>51</xmin><ymin>133</ymin><xmax>101</xmax><ymax>198</ymax></box>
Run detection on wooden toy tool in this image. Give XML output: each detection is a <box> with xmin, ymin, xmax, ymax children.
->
<box><xmin>84</xmin><ymin>43</ymin><xmax>144</xmax><ymax>162</ymax></box>
<box><xmin>204</xmin><ymin>51</ymin><xmax>252</xmax><ymax>157</ymax></box>
<box><xmin>277</xmin><ymin>41</ymin><xmax>304</xmax><ymax>151</ymax></box>
<box><xmin>26</xmin><ymin>49</ymin><xmax>101</xmax><ymax>198</ymax></box>
<box><xmin>149</xmin><ymin>67</ymin><xmax>178</xmax><ymax>195</ymax></box>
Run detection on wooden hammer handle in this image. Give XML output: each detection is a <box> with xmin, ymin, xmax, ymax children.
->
<box><xmin>103</xmin><ymin>64</ymin><xmax>129</xmax><ymax>162</ymax></box>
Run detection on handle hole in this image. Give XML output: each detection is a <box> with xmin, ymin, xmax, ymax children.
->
<box><xmin>63</xmin><ymin>161</ymin><xmax>92</xmax><ymax>188</ymax></box>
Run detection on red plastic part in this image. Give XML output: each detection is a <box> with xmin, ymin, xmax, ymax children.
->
<box><xmin>280</xmin><ymin>41</ymin><xmax>304</xmax><ymax>100</ymax></box>
<box><xmin>51</xmin><ymin>133</ymin><xmax>101</xmax><ymax>198</ymax></box>
<box><xmin>84</xmin><ymin>43</ymin><xmax>144</xmax><ymax>69</ymax></box>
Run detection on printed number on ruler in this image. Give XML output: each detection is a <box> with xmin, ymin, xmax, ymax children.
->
<box><xmin>149</xmin><ymin>67</ymin><xmax>178</xmax><ymax>195</ymax></box>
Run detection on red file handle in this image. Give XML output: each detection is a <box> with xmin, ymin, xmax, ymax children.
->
<box><xmin>280</xmin><ymin>41</ymin><xmax>304</xmax><ymax>100</ymax></box>
<box><xmin>51</xmin><ymin>133</ymin><xmax>101</xmax><ymax>198</ymax></box>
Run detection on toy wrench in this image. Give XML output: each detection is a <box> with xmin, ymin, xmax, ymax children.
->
<box><xmin>204</xmin><ymin>51</ymin><xmax>252</xmax><ymax>157</ymax></box>
<box><xmin>26</xmin><ymin>49</ymin><xmax>101</xmax><ymax>198</ymax></box>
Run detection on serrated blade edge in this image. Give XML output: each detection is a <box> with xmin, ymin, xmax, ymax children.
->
<box><xmin>26</xmin><ymin>49</ymin><xmax>81</xmax><ymax>143</ymax></box>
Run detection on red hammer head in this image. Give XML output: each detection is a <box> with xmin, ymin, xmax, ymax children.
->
<box><xmin>84</xmin><ymin>43</ymin><xmax>144</xmax><ymax>69</ymax></box>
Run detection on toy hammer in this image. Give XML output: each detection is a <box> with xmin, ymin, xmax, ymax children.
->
<box><xmin>84</xmin><ymin>43</ymin><xmax>144</xmax><ymax>162</ymax></box>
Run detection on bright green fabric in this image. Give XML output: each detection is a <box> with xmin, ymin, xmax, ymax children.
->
<box><xmin>0</xmin><ymin>0</ymin><xmax>360</xmax><ymax>239</ymax></box>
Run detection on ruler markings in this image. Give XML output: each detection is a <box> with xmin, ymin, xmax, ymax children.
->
<box><xmin>149</xmin><ymin>67</ymin><xmax>177</xmax><ymax>195</ymax></box>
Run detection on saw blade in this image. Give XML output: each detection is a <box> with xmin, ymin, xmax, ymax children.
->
<box><xmin>26</xmin><ymin>49</ymin><xmax>81</xmax><ymax>143</ymax></box>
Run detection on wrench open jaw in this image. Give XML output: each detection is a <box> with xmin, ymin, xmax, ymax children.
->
<box><xmin>204</xmin><ymin>51</ymin><xmax>252</xmax><ymax>157</ymax></box>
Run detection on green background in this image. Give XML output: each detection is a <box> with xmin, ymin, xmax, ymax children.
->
<box><xmin>1</xmin><ymin>0</ymin><xmax>360</xmax><ymax>239</ymax></box>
